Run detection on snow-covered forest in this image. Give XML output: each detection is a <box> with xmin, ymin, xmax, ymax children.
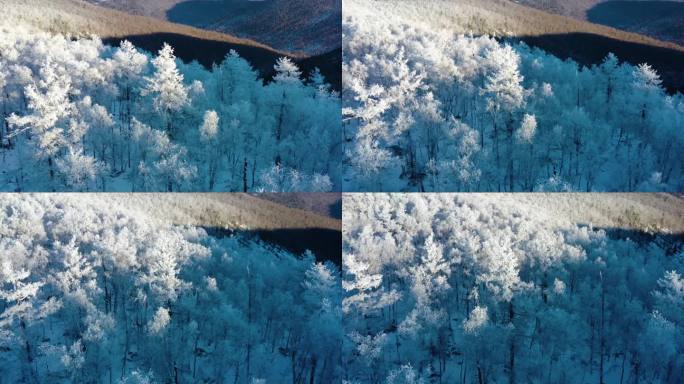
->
<box><xmin>0</xmin><ymin>28</ymin><xmax>341</xmax><ymax>192</ymax></box>
<box><xmin>342</xmin><ymin>193</ymin><xmax>684</xmax><ymax>383</ymax></box>
<box><xmin>342</xmin><ymin>0</ymin><xmax>684</xmax><ymax>192</ymax></box>
<box><xmin>0</xmin><ymin>194</ymin><xmax>343</xmax><ymax>383</ymax></box>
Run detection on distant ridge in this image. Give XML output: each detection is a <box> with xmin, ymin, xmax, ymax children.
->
<box><xmin>517</xmin><ymin>0</ymin><xmax>684</xmax><ymax>46</ymax></box>
<box><xmin>83</xmin><ymin>0</ymin><xmax>342</xmax><ymax>56</ymax></box>
<box><xmin>0</xmin><ymin>0</ymin><xmax>284</xmax><ymax>54</ymax></box>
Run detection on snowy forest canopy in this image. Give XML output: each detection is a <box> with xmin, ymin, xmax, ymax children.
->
<box><xmin>342</xmin><ymin>194</ymin><xmax>684</xmax><ymax>383</ymax></box>
<box><xmin>342</xmin><ymin>0</ymin><xmax>684</xmax><ymax>192</ymax></box>
<box><xmin>1</xmin><ymin>192</ymin><xmax>682</xmax><ymax>384</ymax></box>
<box><xmin>0</xmin><ymin>194</ymin><xmax>343</xmax><ymax>383</ymax></box>
<box><xmin>0</xmin><ymin>28</ymin><xmax>341</xmax><ymax>192</ymax></box>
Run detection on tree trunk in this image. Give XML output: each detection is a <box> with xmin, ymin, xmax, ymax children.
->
<box><xmin>275</xmin><ymin>91</ymin><xmax>286</xmax><ymax>166</ymax></box>
<box><xmin>47</xmin><ymin>156</ymin><xmax>54</xmax><ymax>182</ymax></box>
<box><xmin>193</xmin><ymin>334</ymin><xmax>199</xmax><ymax>378</ymax></box>
<box><xmin>509</xmin><ymin>300</ymin><xmax>515</xmax><ymax>384</ymax></box>
<box><xmin>493</xmin><ymin>116</ymin><xmax>500</xmax><ymax>192</ymax></box>
<box><xmin>507</xmin><ymin>116</ymin><xmax>514</xmax><ymax>192</ymax></box>
<box><xmin>309</xmin><ymin>355</ymin><xmax>317</xmax><ymax>384</ymax></box>
<box><xmin>599</xmin><ymin>272</ymin><xmax>606</xmax><ymax>384</ymax></box>
<box><xmin>246</xmin><ymin>265</ymin><xmax>253</xmax><ymax>380</ymax></box>
<box><xmin>477</xmin><ymin>361</ymin><xmax>484</xmax><ymax>384</ymax></box>
<box><xmin>243</xmin><ymin>157</ymin><xmax>248</xmax><ymax>192</ymax></box>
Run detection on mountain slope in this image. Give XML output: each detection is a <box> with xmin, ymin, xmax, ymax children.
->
<box><xmin>0</xmin><ymin>0</ymin><xmax>278</xmax><ymax>53</ymax></box>
<box><xmin>169</xmin><ymin>0</ymin><xmax>341</xmax><ymax>55</ymax></box>
<box><xmin>85</xmin><ymin>0</ymin><xmax>341</xmax><ymax>55</ymax></box>
<box><xmin>587</xmin><ymin>1</ymin><xmax>684</xmax><ymax>46</ymax></box>
<box><xmin>468</xmin><ymin>193</ymin><xmax>684</xmax><ymax>234</ymax></box>
<box><xmin>518</xmin><ymin>0</ymin><xmax>684</xmax><ymax>46</ymax></box>
<box><xmin>58</xmin><ymin>193</ymin><xmax>342</xmax><ymax>264</ymax></box>
<box><xmin>355</xmin><ymin>0</ymin><xmax>680</xmax><ymax>47</ymax></box>
<box><xmin>254</xmin><ymin>193</ymin><xmax>343</xmax><ymax>219</ymax></box>
<box><xmin>94</xmin><ymin>193</ymin><xmax>341</xmax><ymax>231</ymax></box>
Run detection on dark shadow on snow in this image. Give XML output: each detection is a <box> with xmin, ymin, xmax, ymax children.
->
<box><xmin>328</xmin><ymin>199</ymin><xmax>342</xmax><ymax>220</ymax></box>
<box><xmin>587</xmin><ymin>1</ymin><xmax>684</xmax><ymax>47</ymax></box>
<box><xmin>166</xmin><ymin>0</ymin><xmax>266</xmax><ymax>28</ymax></box>
<box><xmin>509</xmin><ymin>32</ymin><xmax>684</xmax><ymax>93</ymax></box>
<box><xmin>102</xmin><ymin>33</ymin><xmax>342</xmax><ymax>90</ymax></box>
<box><xmin>297</xmin><ymin>48</ymin><xmax>342</xmax><ymax>91</ymax></box>
<box><xmin>202</xmin><ymin>226</ymin><xmax>342</xmax><ymax>267</ymax></box>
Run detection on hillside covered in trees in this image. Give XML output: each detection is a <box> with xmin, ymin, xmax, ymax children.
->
<box><xmin>81</xmin><ymin>0</ymin><xmax>341</xmax><ymax>56</ymax></box>
<box><xmin>342</xmin><ymin>0</ymin><xmax>684</xmax><ymax>192</ymax></box>
<box><xmin>0</xmin><ymin>27</ymin><xmax>340</xmax><ymax>192</ymax></box>
<box><xmin>0</xmin><ymin>194</ymin><xmax>343</xmax><ymax>383</ymax></box>
<box><xmin>518</xmin><ymin>0</ymin><xmax>684</xmax><ymax>47</ymax></box>
<box><xmin>342</xmin><ymin>193</ymin><xmax>684</xmax><ymax>383</ymax></box>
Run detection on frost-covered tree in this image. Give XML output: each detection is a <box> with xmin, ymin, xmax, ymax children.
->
<box><xmin>200</xmin><ymin>110</ymin><xmax>220</xmax><ymax>190</ymax></box>
<box><xmin>0</xmin><ymin>29</ymin><xmax>340</xmax><ymax>192</ymax></box>
<box><xmin>343</xmin><ymin>193</ymin><xmax>683</xmax><ymax>382</ymax></box>
<box><xmin>0</xmin><ymin>262</ymin><xmax>47</xmax><ymax>381</ymax></box>
<box><xmin>142</xmin><ymin>44</ymin><xmax>188</xmax><ymax>136</ymax></box>
<box><xmin>343</xmin><ymin>0</ymin><xmax>684</xmax><ymax>192</ymax></box>
<box><xmin>7</xmin><ymin>57</ymin><xmax>72</xmax><ymax>187</ymax></box>
<box><xmin>0</xmin><ymin>194</ymin><xmax>343</xmax><ymax>383</ymax></box>
<box><xmin>130</xmin><ymin>118</ymin><xmax>196</xmax><ymax>191</ymax></box>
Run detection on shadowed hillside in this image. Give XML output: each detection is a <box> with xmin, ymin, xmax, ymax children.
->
<box><xmin>168</xmin><ymin>0</ymin><xmax>341</xmax><ymax>55</ymax></box>
<box><xmin>206</xmin><ymin>227</ymin><xmax>342</xmax><ymax>265</ymax></box>
<box><xmin>516</xmin><ymin>32</ymin><xmax>684</xmax><ymax>92</ymax></box>
<box><xmin>516</xmin><ymin>0</ymin><xmax>601</xmax><ymax>19</ymax></box>
<box><xmin>518</xmin><ymin>0</ymin><xmax>684</xmax><ymax>46</ymax></box>
<box><xmin>102</xmin><ymin>34</ymin><xmax>341</xmax><ymax>89</ymax></box>
<box><xmin>81</xmin><ymin>0</ymin><xmax>341</xmax><ymax>55</ymax></box>
<box><xmin>0</xmin><ymin>0</ymin><xmax>281</xmax><ymax>53</ymax></box>
<box><xmin>587</xmin><ymin>1</ymin><xmax>684</xmax><ymax>46</ymax></box>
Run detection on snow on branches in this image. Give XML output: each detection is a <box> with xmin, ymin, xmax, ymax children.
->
<box><xmin>0</xmin><ymin>31</ymin><xmax>340</xmax><ymax>192</ymax></box>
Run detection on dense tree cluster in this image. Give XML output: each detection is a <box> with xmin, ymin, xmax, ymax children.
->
<box><xmin>342</xmin><ymin>2</ymin><xmax>684</xmax><ymax>191</ymax></box>
<box><xmin>0</xmin><ymin>29</ymin><xmax>340</xmax><ymax>192</ymax></box>
<box><xmin>0</xmin><ymin>194</ymin><xmax>342</xmax><ymax>383</ymax></box>
<box><xmin>342</xmin><ymin>194</ymin><xmax>684</xmax><ymax>383</ymax></box>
